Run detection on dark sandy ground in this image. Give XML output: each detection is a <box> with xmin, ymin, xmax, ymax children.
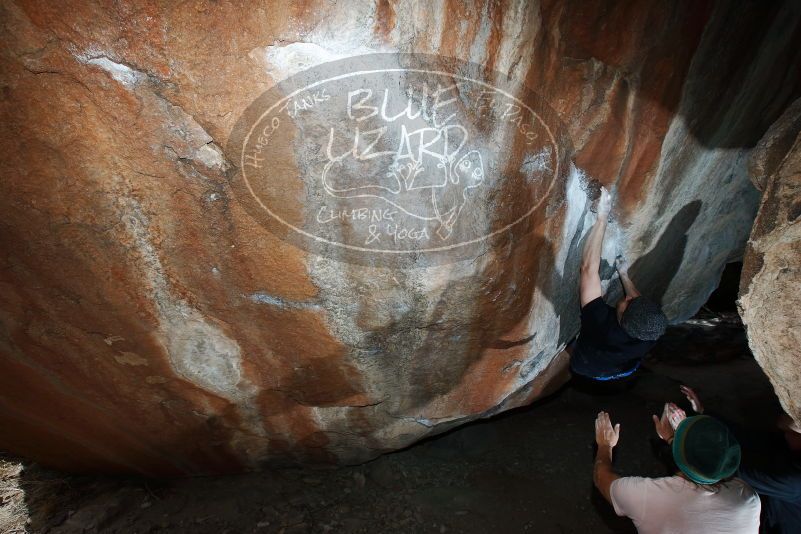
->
<box><xmin>0</xmin><ymin>307</ymin><xmax>782</xmax><ymax>533</ymax></box>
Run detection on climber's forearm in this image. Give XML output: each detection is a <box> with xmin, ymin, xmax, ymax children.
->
<box><xmin>618</xmin><ymin>271</ymin><xmax>641</xmax><ymax>298</ymax></box>
<box><xmin>580</xmin><ymin>214</ymin><xmax>607</xmax><ymax>306</ymax></box>
<box><xmin>593</xmin><ymin>445</ymin><xmax>620</xmax><ymax>504</ymax></box>
<box><xmin>581</xmin><ymin>215</ymin><xmax>607</xmax><ymax>272</ymax></box>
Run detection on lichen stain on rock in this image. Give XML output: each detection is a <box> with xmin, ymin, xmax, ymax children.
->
<box><xmin>120</xmin><ymin>200</ymin><xmax>239</xmax><ymax>397</ymax></box>
<box><xmin>118</xmin><ymin>197</ymin><xmax>272</xmax><ymax>466</ymax></box>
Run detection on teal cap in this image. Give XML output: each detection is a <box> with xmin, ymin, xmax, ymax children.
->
<box><xmin>672</xmin><ymin>415</ymin><xmax>741</xmax><ymax>484</ymax></box>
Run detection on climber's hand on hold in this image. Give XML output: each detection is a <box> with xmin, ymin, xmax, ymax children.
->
<box><xmin>680</xmin><ymin>385</ymin><xmax>704</xmax><ymax>414</ymax></box>
<box><xmin>597</xmin><ymin>187</ymin><xmax>611</xmax><ymax>216</ymax></box>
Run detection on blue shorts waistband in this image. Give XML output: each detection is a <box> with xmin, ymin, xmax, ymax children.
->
<box><xmin>592</xmin><ymin>368</ymin><xmax>637</xmax><ymax>381</ymax></box>
<box><xmin>573</xmin><ymin>361</ymin><xmax>641</xmax><ymax>381</ymax></box>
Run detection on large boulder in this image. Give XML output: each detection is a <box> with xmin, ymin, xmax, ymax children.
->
<box><xmin>0</xmin><ymin>0</ymin><xmax>799</xmax><ymax>474</ymax></box>
<box><xmin>739</xmin><ymin>102</ymin><xmax>801</xmax><ymax>425</ymax></box>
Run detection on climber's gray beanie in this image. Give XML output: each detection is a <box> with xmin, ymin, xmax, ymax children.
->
<box><xmin>620</xmin><ymin>296</ymin><xmax>668</xmax><ymax>341</ymax></box>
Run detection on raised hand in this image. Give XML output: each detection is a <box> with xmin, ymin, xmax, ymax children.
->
<box><xmin>667</xmin><ymin>403</ymin><xmax>686</xmax><ymax>429</ymax></box>
<box><xmin>653</xmin><ymin>403</ymin><xmax>686</xmax><ymax>443</ymax></box>
<box><xmin>595</xmin><ymin>411</ymin><xmax>621</xmax><ymax>449</ymax></box>
<box><xmin>597</xmin><ymin>186</ymin><xmax>611</xmax><ymax>216</ymax></box>
<box><xmin>680</xmin><ymin>385</ymin><xmax>704</xmax><ymax>414</ymax></box>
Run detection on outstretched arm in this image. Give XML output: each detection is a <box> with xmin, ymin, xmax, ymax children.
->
<box><xmin>594</xmin><ymin>411</ymin><xmax>621</xmax><ymax>503</ymax></box>
<box><xmin>580</xmin><ymin>188</ymin><xmax>611</xmax><ymax>307</ymax></box>
<box><xmin>615</xmin><ymin>256</ymin><xmax>641</xmax><ymax>298</ymax></box>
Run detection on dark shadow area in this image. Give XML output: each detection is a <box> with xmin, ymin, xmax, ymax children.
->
<box><xmin>647</xmin><ymin>261</ymin><xmax>749</xmax><ymax>366</ymax></box>
<box><xmin>672</xmin><ymin>1</ymin><xmax>801</xmax><ymax>150</ymax></box>
<box><xmin>628</xmin><ymin>200</ymin><xmax>703</xmax><ymax>306</ymax></box>
<box><xmin>704</xmin><ymin>261</ymin><xmax>743</xmax><ymax>313</ymax></box>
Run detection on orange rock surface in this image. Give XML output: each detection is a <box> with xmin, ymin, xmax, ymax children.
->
<box><xmin>0</xmin><ymin>0</ymin><xmax>799</xmax><ymax>474</ymax></box>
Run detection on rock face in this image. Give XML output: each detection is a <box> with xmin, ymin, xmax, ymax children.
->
<box><xmin>0</xmin><ymin>0</ymin><xmax>799</xmax><ymax>475</ymax></box>
<box><xmin>740</xmin><ymin>100</ymin><xmax>801</xmax><ymax>425</ymax></box>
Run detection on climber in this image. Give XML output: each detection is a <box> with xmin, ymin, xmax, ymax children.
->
<box><xmin>569</xmin><ymin>186</ymin><xmax>667</xmax><ymax>388</ymax></box>
<box><xmin>681</xmin><ymin>385</ymin><xmax>801</xmax><ymax>533</ymax></box>
<box><xmin>593</xmin><ymin>408</ymin><xmax>761</xmax><ymax>533</ymax></box>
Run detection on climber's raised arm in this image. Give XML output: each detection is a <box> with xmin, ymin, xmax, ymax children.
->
<box><xmin>569</xmin><ymin>185</ymin><xmax>667</xmax><ymax>386</ymax></box>
<box><xmin>579</xmin><ymin>187</ymin><xmax>611</xmax><ymax>307</ymax></box>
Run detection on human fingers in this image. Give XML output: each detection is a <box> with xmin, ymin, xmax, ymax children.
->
<box><xmin>652</xmin><ymin>414</ymin><xmax>666</xmax><ymax>439</ymax></box>
<box><xmin>597</xmin><ymin>188</ymin><xmax>611</xmax><ymax>213</ymax></box>
<box><xmin>681</xmin><ymin>385</ymin><xmax>698</xmax><ymax>399</ymax></box>
<box><xmin>668</xmin><ymin>402</ymin><xmax>685</xmax><ymax>416</ymax></box>
<box><xmin>604</xmin><ymin>412</ymin><xmax>614</xmax><ymax>430</ymax></box>
<box><xmin>595</xmin><ymin>411</ymin><xmax>605</xmax><ymax>430</ymax></box>
<box><xmin>682</xmin><ymin>386</ymin><xmax>702</xmax><ymax>412</ymax></box>
<box><xmin>667</xmin><ymin>405</ymin><xmax>686</xmax><ymax>429</ymax></box>
<box><xmin>603</xmin><ymin>412</ymin><xmax>616</xmax><ymax>434</ymax></box>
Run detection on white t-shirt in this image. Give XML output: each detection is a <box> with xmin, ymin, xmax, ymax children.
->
<box><xmin>610</xmin><ymin>475</ymin><xmax>761</xmax><ymax>534</ymax></box>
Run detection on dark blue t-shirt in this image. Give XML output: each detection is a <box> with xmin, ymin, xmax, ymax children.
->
<box><xmin>570</xmin><ymin>296</ymin><xmax>656</xmax><ymax>380</ymax></box>
<box><xmin>739</xmin><ymin>451</ymin><xmax>801</xmax><ymax>533</ymax></box>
